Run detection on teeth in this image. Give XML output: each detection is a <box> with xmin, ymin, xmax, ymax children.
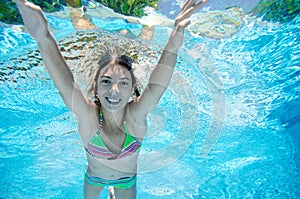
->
<box><xmin>107</xmin><ymin>97</ymin><xmax>120</xmax><ymax>103</ymax></box>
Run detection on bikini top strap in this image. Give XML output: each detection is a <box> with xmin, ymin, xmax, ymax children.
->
<box><xmin>123</xmin><ymin>120</ymin><xmax>130</xmax><ymax>135</ymax></box>
<box><xmin>96</xmin><ymin>110</ymin><xmax>103</xmax><ymax>135</ymax></box>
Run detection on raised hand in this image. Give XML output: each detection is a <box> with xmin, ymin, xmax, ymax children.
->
<box><xmin>166</xmin><ymin>0</ymin><xmax>208</xmax><ymax>51</ymax></box>
<box><xmin>14</xmin><ymin>0</ymin><xmax>49</xmax><ymax>43</ymax></box>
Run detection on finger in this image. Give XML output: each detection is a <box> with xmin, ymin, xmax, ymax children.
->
<box><xmin>13</xmin><ymin>0</ymin><xmax>26</xmax><ymax>5</ymax></box>
<box><xmin>181</xmin><ymin>0</ymin><xmax>191</xmax><ymax>12</ymax></box>
<box><xmin>17</xmin><ymin>1</ymin><xmax>41</xmax><ymax>15</ymax></box>
<box><xmin>181</xmin><ymin>0</ymin><xmax>208</xmax><ymax>20</ymax></box>
<box><xmin>193</xmin><ymin>0</ymin><xmax>208</xmax><ymax>11</ymax></box>
<box><xmin>179</xmin><ymin>6</ymin><xmax>195</xmax><ymax>20</ymax></box>
<box><xmin>14</xmin><ymin>1</ymin><xmax>27</xmax><ymax>17</ymax></box>
<box><xmin>182</xmin><ymin>0</ymin><xmax>196</xmax><ymax>12</ymax></box>
<box><xmin>180</xmin><ymin>18</ymin><xmax>191</xmax><ymax>29</ymax></box>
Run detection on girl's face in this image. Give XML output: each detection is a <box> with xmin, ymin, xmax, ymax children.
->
<box><xmin>96</xmin><ymin>64</ymin><xmax>133</xmax><ymax>111</ymax></box>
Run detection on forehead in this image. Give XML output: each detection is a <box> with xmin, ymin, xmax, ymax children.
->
<box><xmin>100</xmin><ymin>64</ymin><xmax>131</xmax><ymax>78</ymax></box>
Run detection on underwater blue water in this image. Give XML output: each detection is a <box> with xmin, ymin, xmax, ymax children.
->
<box><xmin>0</xmin><ymin>6</ymin><xmax>300</xmax><ymax>199</ymax></box>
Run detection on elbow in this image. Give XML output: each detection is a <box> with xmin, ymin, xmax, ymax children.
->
<box><xmin>146</xmin><ymin>83</ymin><xmax>167</xmax><ymax>104</ymax></box>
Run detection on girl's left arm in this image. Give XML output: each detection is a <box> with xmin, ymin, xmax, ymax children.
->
<box><xmin>132</xmin><ymin>0</ymin><xmax>208</xmax><ymax>121</ymax></box>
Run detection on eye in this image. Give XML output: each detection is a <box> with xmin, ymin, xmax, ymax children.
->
<box><xmin>101</xmin><ymin>79</ymin><xmax>111</xmax><ymax>86</ymax></box>
<box><xmin>120</xmin><ymin>80</ymin><xmax>129</xmax><ymax>87</ymax></box>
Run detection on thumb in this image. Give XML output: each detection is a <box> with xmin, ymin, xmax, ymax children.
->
<box><xmin>176</xmin><ymin>18</ymin><xmax>191</xmax><ymax>33</ymax></box>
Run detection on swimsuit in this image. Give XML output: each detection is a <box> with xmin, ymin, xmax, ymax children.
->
<box><xmin>85</xmin><ymin>172</ymin><xmax>137</xmax><ymax>189</ymax></box>
<box><xmin>84</xmin><ymin>110</ymin><xmax>141</xmax><ymax>189</ymax></box>
<box><xmin>85</xmin><ymin>111</ymin><xmax>141</xmax><ymax>160</ymax></box>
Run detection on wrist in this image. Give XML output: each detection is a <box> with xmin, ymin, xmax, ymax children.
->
<box><xmin>164</xmin><ymin>41</ymin><xmax>180</xmax><ymax>54</ymax></box>
<box><xmin>163</xmin><ymin>49</ymin><xmax>178</xmax><ymax>57</ymax></box>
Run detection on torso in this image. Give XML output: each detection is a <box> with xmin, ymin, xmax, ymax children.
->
<box><xmin>86</xmin><ymin>150</ymin><xmax>140</xmax><ymax>179</ymax></box>
<box><xmin>79</xmin><ymin>104</ymin><xmax>147</xmax><ymax>180</ymax></box>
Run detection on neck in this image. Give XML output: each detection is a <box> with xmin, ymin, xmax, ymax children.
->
<box><xmin>101</xmin><ymin>107</ymin><xmax>125</xmax><ymax>132</ymax></box>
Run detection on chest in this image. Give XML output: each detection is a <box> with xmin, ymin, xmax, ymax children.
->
<box><xmin>101</xmin><ymin>128</ymin><xmax>126</xmax><ymax>155</ymax></box>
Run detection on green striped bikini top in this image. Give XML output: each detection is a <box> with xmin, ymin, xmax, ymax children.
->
<box><xmin>85</xmin><ymin>111</ymin><xmax>141</xmax><ymax>160</ymax></box>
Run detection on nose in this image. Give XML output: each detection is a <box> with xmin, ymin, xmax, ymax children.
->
<box><xmin>110</xmin><ymin>83</ymin><xmax>119</xmax><ymax>95</ymax></box>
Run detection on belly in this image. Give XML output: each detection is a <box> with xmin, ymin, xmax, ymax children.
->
<box><xmin>86</xmin><ymin>152</ymin><xmax>139</xmax><ymax>180</ymax></box>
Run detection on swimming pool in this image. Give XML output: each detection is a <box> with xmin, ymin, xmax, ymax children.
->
<box><xmin>1</xmin><ymin>2</ymin><xmax>299</xmax><ymax>199</ymax></box>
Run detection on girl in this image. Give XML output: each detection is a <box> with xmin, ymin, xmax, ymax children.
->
<box><xmin>14</xmin><ymin>0</ymin><xmax>207</xmax><ymax>198</ymax></box>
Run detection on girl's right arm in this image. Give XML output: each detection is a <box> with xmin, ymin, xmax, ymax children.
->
<box><xmin>14</xmin><ymin>0</ymin><xmax>93</xmax><ymax>120</ymax></box>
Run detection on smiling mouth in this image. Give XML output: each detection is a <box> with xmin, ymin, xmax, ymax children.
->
<box><xmin>105</xmin><ymin>97</ymin><xmax>121</xmax><ymax>105</ymax></box>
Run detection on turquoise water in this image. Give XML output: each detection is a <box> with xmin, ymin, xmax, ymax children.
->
<box><xmin>1</xmin><ymin>6</ymin><xmax>300</xmax><ymax>199</ymax></box>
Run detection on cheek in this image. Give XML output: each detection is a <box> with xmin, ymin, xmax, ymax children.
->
<box><xmin>96</xmin><ymin>85</ymin><xmax>109</xmax><ymax>96</ymax></box>
<box><xmin>120</xmin><ymin>87</ymin><xmax>133</xmax><ymax>97</ymax></box>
